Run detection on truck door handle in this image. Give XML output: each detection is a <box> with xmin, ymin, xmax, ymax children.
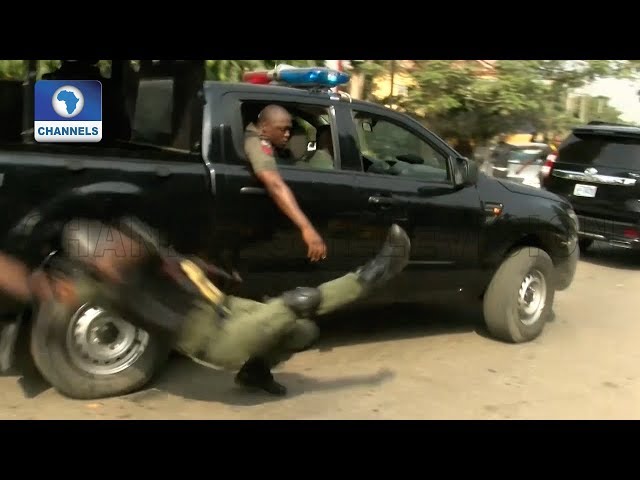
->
<box><xmin>65</xmin><ymin>159</ymin><xmax>86</xmax><ymax>171</ymax></box>
<box><xmin>240</xmin><ymin>187</ymin><xmax>267</xmax><ymax>195</ymax></box>
<box><xmin>156</xmin><ymin>166</ymin><xmax>172</xmax><ymax>178</ymax></box>
<box><xmin>369</xmin><ymin>195</ymin><xmax>397</xmax><ymax>205</ymax></box>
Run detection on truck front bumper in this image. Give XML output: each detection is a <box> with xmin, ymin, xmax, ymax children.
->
<box><xmin>555</xmin><ymin>233</ymin><xmax>579</xmax><ymax>291</ymax></box>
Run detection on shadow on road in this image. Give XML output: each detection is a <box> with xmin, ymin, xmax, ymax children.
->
<box><xmin>580</xmin><ymin>242</ymin><xmax>640</xmax><ymax>271</ymax></box>
<box><xmin>138</xmin><ymin>300</ymin><xmax>487</xmax><ymax>405</ymax></box>
<box><xmin>315</xmin><ymin>300</ymin><xmax>487</xmax><ymax>351</ymax></box>
<box><xmin>6</xmin><ymin>298</ymin><xmax>493</xmax><ymax>405</ymax></box>
<box><xmin>141</xmin><ymin>358</ymin><xmax>395</xmax><ymax>406</ymax></box>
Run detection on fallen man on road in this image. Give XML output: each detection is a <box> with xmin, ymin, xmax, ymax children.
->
<box><xmin>30</xmin><ymin>219</ymin><xmax>411</xmax><ymax>397</ymax></box>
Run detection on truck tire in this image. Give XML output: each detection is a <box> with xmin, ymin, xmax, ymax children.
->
<box><xmin>483</xmin><ymin>247</ymin><xmax>555</xmax><ymax>343</ymax></box>
<box><xmin>30</xmin><ymin>300</ymin><xmax>171</xmax><ymax>400</ymax></box>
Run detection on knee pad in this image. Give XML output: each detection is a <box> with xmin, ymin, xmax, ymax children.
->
<box><xmin>281</xmin><ymin>287</ymin><xmax>322</xmax><ymax>318</ymax></box>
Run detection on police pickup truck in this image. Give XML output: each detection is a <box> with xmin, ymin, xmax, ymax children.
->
<box><xmin>0</xmin><ymin>60</ymin><xmax>579</xmax><ymax>399</ymax></box>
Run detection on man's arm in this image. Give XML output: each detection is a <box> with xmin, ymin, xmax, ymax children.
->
<box><xmin>0</xmin><ymin>252</ymin><xmax>33</xmax><ymax>303</ymax></box>
<box><xmin>255</xmin><ymin>169</ymin><xmax>311</xmax><ymax>228</ymax></box>
<box><xmin>244</xmin><ymin>136</ymin><xmax>327</xmax><ymax>261</ymax></box>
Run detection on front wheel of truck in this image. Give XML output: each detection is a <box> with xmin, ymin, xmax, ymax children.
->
<box><xmin>30</xmin><ymin>300</ymin><xmax>171</xmax><ymax>400</ymax></box>
<box><xmin>482</xmin><ymin>246</ymin><xmax>556</xmax><ymax>344</ymax></box>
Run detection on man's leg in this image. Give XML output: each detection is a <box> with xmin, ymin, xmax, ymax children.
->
<box><xmin>296</xmin><ymin>223</ymin><xmax>411</xmax><ymax>317</ymax></box>
<box><xmin>233</xmin><ymin>224</ymin><xmax>411</xmax><ymax>395</ymax></box>
<box><xmin>175</xmin><ymin>295</ymin><xmax>302</xmax><ymax>366</ymax></box>
<box><xmin>177</xmin><ymin>294</ymin><xmax>318</xmax><ymax>395</ymax></box>
<box><xmin>233</xmin><ymin>316</ymin><xmax>319</xmax><ymax>394</ymax></box>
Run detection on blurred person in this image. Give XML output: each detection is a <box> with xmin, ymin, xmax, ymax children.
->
<box><xmin>0</xmin><ymin>251</ymin><xmax>58</xmax><ymax>371</ymax></box>
<box><xmin>39</xmin><ymin>218</ymin><xmax>411</xmax><ymax>396</ymax></box>
<box><xmin>297</xmin><ymin>124</ymin><xmax>335</xmax><ymax>170</ymax></box>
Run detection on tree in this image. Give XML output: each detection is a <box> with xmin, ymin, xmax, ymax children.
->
<box><xmin>0</xmin><ymin>60</ymin><xmax>25</xmax><ymax>80</ymax></box>
<box><xmin>343</xmin><ymin>60</ymin><xmax>389</xmax><ymax>100</ymax></box>
<box><xmin>391</xmin><ymin>60</ymin><xmax>636</xmax><ymax>144</ymax></box>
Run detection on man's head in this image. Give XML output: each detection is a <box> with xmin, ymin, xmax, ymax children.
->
<box><xmin>257</xmin><ymin>104</ymin><xmax>292</xmax><ymax>149</ymax></box>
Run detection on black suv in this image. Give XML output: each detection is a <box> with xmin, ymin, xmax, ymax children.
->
<box><xmin>542</xmin><ymin>123</ymin><xmax>640</xmax><ymax>251</ymax></box>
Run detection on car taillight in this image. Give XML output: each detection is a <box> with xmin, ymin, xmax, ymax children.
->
<box><xmin>540</xmin><ymin>153</ymin><xmax>557</xmax><ymax>178</ymax></box>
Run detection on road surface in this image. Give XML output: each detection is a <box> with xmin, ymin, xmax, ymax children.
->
<box><xmin>1</xmin><ymin>243</ymin><xmax>638</xmax><ymax>420</ymax></box>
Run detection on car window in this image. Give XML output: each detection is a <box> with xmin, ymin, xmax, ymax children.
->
<box><xmin>132</xmin><ymin>78</ymin><xmax>174</xmax><ymax>147</ymax></box>
<box><xmin>506</xmin><ymin>147</ymin><xmax>547</xmax><ymax>164</ymax></box>
<box><xmin>239</xmin><ymin>100</ymin><xmax>336</xmax><ymax>171</ymax></box>
<box><xmin>560</xmin><ymin>134</ymin><xmax>640</xmax><ymax>170</ymax></box>
<box><xmin>351</xmin><ymin>110</ymin><xmax>450</xmax><ymax>183</ymax></box>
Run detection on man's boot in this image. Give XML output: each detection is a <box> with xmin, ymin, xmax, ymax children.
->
<box><xmin>355</xmin><ymin>224</ymin><xmax>411</xmax><ymax>291</ymax></box>
<box><xmin>235</xmin><ymin>357</ymin><xmax>287</xmax><ymax>396</ymax></box>
<box><xmin>235</xmin><ymin>288</ymin><xmax>322</xmax><ymax>396</ymax></box>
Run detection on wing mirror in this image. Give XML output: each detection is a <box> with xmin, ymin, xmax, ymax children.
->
<box><xmin>455</xmin><ymin>156</ymin><xmax>479</xmax><ymax>186</ymax></box>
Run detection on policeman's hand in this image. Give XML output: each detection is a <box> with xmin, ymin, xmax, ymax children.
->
<box><xmin>301</xmin><ymin>226</ymin><xmax>327</xmax><ymax>262</ymax></box>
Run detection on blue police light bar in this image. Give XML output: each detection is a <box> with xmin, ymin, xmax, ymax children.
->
<box><xmin>275</xmin><ymin>66</ymin><xmax>350</xmax><ymax>88</ymax></box>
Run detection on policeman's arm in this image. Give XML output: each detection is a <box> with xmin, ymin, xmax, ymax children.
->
<box><xmin>243</xmin><ymin>136</ymin><xmax>312</xmax><ymax>231</ymax></box>
<box><xmin>244</xmin><ymin>137</ymin><xmax>326</xmax><ymax>260</ymax></box>
<box><xmin>255</xmin><ymin>169</ymin><xmax>314</xmax><ymax>232</ymax></box>
<box><xmin>256</xmin><ymin>169</ymin><xmax>327</xmax><ymax>262</ymax></box>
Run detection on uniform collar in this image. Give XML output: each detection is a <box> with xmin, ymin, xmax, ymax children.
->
<box><xmin>246</xmin><ymin>122</ymin><xmax>270</xmax><ymax>143</ymax></box>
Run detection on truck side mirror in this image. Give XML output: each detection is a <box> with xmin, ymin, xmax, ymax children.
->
<box><xmin>455</xmin><ymin>156</ymin><xmax>479</xmax><ymax>186</ymax></box>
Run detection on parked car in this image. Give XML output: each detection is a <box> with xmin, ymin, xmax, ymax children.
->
<box><xmin>491</xmin><ymin>142</ymin><xmax>555</xmax><ymax>189</ymax></box>
<box><xmin>541</xmin><ymin>123</ymin><xmax>640</xmax><ymax>252</ymax></box>
<box><xmin>0</xmin><ymin>61</ymin><xmax>579</xmax><ymax>399</ymax></box>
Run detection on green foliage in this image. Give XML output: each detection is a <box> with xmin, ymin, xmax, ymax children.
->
<box><xmin>391</xmin><ymin>60</ymin><xmax>636</xmax><ymax>143</ymax></box>
<box><xmin>205</xmin><ymin>60</ymin><xmax>264</xmax><ymax>82</ymax></box>
<box><xmin>0</xmin><ymin>60</ymin><xmax>25</xmax><ymax>80</ymax></box>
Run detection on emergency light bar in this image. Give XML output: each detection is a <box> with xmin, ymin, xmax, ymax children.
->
<box><xmin>242</xmin><ymin>65</ymin><xmax>350</xmax><ymax>89</ymax></box>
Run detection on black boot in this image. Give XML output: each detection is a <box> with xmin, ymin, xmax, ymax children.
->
<box><xmin>355</xmin><ymin>224</ymin><xmax>411</xmax><ymax>290</ymax></box>
<box><xmin>235</xmin><ymin>357</ymin><xmax>287</xmax><ymax>396</ymax></box>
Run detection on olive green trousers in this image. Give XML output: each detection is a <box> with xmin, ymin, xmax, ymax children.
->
<box><xmin>175</xmin><ymin>272</ymin><xmax>365</xmax><ymax>370</ymax></box>
<box><xmin>71</xmin><ymin>271</ymin><xmax>366</xmax><ymax>372</ymax></box>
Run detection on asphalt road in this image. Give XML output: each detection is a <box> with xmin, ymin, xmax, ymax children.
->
<box><xmin>1</xmin><ymin>242</ymin><xmax>639</xmax><ymax>420</ymax></box>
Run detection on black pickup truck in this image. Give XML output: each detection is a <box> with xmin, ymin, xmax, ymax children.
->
<box><xmin>0</xmin><ymin>60</ymin><xmax>580</xmax><ymax>399</ymax></box>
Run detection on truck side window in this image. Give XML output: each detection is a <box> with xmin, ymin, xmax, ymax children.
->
<box><xmin>239</xmin><ymin>101</ymin><xmax>336</xmax><ymax>171</ymax></box>
<box><xmin>130</xmin><ymin>60</ymin><xmax>204</xmax><ymax>155</ymax></box>
<box><xmin>351</xmin><ymin>110</ymin><xmax>450</xmax><ymax>183</ymax></box>
<box><xmin>132</xmin><ymin>78</ymin><xmax>174</xmax><ymax>147</ymax></box>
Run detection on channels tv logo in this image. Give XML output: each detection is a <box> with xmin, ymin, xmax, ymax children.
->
<box><xmin>34</xmin><ymin>80</ymin><xmax>102</xmax><ymax>143</ymax></box>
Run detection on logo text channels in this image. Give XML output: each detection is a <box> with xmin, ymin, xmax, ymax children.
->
<box><xmin>34</xmin><ymin>80</ymin><xmax>102</xmax><ymax>143</ymax></box>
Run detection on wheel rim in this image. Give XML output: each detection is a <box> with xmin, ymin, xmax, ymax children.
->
<box><xmin>66</xmin><ymin>303</ymin><xmax>149</xmax><ymax>376</ymax></box>
<box><xmin>517</xmin><ymin>269</ymin><xmax>547</xmax><ymax>326</ymax></box>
